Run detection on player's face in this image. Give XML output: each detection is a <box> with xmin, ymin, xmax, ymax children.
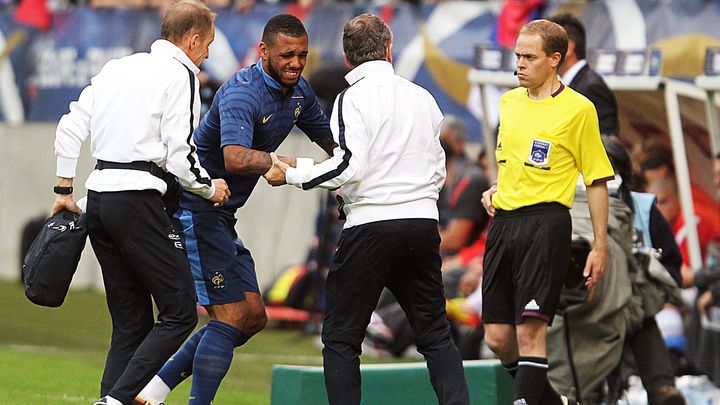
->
<box><xmin>260</xmin><ymin>33</ymin><xmax>309</xmax><ymax>88</ymax></box>
<box><xmin>188</xmin><ymin>24</ymin><xmax>215</xmax><ymax>68</ymax></box>
<box><xmin>514</xmin><ymin>33</ymin><xmax>559</xmax><ymax>90</ymax></box>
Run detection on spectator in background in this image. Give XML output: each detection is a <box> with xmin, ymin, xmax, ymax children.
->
<box><xmin>691</xmin><ymin>152</ymin><xmax>720</xmax><ymax>383</ymax></box>
<box><xmin>602</xmin><ymin>136</ymin><xmax>686</xmax><ymax>405</ymax></box>
<box><xmin>647</xmin><ymin>174</ymin><xmax>720</xmax><ymax>377</ymax></box>
<box><xmin>647</xmin><ymin>176</ymin><xmax>720</xmax><ymax>270</ymax></box>
<box><xmin>640</xmin><ymin>150</ymin><xmax>674</xmax><ymax>187</ymax></box>
<box><xmin>714</xmin><ymin>151</ymin><xmax>720</xmax><ymax>201</ymax></box>
<box><xmin>438</xmin><ymin>116</ymin><xmax>490</xmax><ymax>256</ymax></box>
<box><xmin>550</xmin><ymin>13</ymin><xmax>619</xmax><ymax>137</ymax></box>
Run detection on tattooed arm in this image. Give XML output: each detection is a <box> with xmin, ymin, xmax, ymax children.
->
<box><xmin>223</xmin><ymin>145</ymin><xmax>297</xmax><ymax>176</ymax></box>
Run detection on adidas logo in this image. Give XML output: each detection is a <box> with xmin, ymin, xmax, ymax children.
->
<box><xmin>524</xmin><ymin>299</ymin><xmax>540</xmax><ymax>311</ymax></box>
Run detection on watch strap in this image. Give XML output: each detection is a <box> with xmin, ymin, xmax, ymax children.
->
<box><xmin>53</xmin><ymin>186</ymin><xmax>74</xmax><ymax>195</ymax></box>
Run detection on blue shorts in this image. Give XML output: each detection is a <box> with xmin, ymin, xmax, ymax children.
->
<box><xmin>174</xmin><ymin>208</ymin><xmax>260</xmax><ymax>305</ymax></box>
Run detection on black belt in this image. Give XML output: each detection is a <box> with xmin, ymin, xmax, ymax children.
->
<box><xmin>95</xmin><ymin>160</ymin><xmax>166</xmax><ymax>179</ymax></box>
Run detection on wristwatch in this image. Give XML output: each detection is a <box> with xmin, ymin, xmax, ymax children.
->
<box><xmin>53</xmin><ymin>186</ymin><xmax>73</xmax><ymax>195</ymax></box>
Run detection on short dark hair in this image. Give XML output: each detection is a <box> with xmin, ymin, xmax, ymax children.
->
<box><xmin>549</xmin><ymin>13</ymin><xmax>587</xmax><ymax>60</ymax></box>
<box><xmin>641</xmin><ymin>153</ymin><xmax>675</xmax><ymax>174</ymax></box>
<box><xmin>342</xmin><ymin>14</ymin><xmax>392</xmax><ymax>67</ymax></box>
<box><xmin>161</xmin><ymin>0</ymin><xmax>215</xmax><ymax>45</ymax></box>
<box><xmin>519</xmin><ymin>19</ymin><xmax>568</xmax><ymax>67</ymax></box>
<box><xmin>262</xmin><ymin>14</ymin><xmax>307</xmax><ymax>45</ymax></box>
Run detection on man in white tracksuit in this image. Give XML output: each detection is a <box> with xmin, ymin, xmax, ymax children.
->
<box><xmin>264</xmin><ymin>13</ymin><xmax>470</xmax><ymax>405</ymax></box>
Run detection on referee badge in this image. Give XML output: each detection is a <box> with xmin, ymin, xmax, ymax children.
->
<box><xmin>528</xmin><ymin>139</ymin><xmax>551</xmax><ymax>166</ymax></box>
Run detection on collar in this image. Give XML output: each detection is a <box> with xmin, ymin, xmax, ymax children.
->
<box><xmin>151</xmin><ymin>39</ymin><xmax>199</xmax><ymax>75</ymax></box>
<box><xmin>255</xmin><ymin>59</ymin><xmax>284</xmax><ymax>91</ymax></box>
<box><xmin>561</xmin><ymin>59</ymin><xmax>587</xmax><ymax>85</ymax></box>
<box><xmin>345</xmin><ymin>60</ymin><xmax>393</xmax><ymax>85</ymax></box>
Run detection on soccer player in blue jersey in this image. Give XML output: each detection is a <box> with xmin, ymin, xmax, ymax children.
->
<box><xmin>137</xmin><ymin>14</ymin><xmax>335</xmax><ymax>405</ymax></box>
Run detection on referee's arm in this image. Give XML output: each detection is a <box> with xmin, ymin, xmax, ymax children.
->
<box><xmin>583</xmin><ymin>181</ymin><xmax>609</xmax><ymax>291</ymax></box>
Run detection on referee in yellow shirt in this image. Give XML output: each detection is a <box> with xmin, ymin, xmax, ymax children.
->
<box><xmin>481</xmin><ymin>19</ymin><xmax>614</xmax><ymax>405</ymax></box>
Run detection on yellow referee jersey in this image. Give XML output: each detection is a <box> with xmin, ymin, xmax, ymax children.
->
<box><xmin>493</xmin><ymin>84</ymin><xmax>614</xmax><ymax>211</ymax></box>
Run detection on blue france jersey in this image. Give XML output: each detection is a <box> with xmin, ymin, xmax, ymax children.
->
<box><xmin>181</xmin><ymin>61</ymin><xmax>332</xmax><ymax>212</ymax></box>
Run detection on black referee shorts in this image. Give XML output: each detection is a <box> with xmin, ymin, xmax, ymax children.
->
<box><xmin>481</xmin><ymin>202</ymin><xmax>571</xmax><ymax>326</ymax></box>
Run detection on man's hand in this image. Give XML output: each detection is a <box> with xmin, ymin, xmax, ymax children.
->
<box><xmin>264</xmin><ymin>152</ymin><xmax>290</xmax><ymax>186</ymax></box>
<box><xmin>481</xmin><ymin>184</ymin><xmax>498</xmax><ymax>217</ymax></box>
<box><xmin>583</xmin><ymin>241</ymin><xmax>607</xmax><ymax>295</ymax></box>
<box><xmin>698</xmin><ymin>290</ymin><xmax>715</xmax><ymax>320</ymax></box>
<box><xmin>209</xmin><ymin>178</ymin><xmax>231</xmax><ymax>207</ymax></box>
<box><xmin>459</xmin><ymin>265</ymin><xmax>483</xmax><ymax>298</ymax></box>
<box><xmin>51</xmin><ymin>194</ymin><xmax>81</xmax><ymax>216</ymax></box>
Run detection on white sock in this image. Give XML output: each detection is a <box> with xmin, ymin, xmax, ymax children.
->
<box><xmin>137</xmin><ymin>375</ymin><xmax>172</xmax><ymax>403</ymax></box>
<box><xmin>105</xmin><ymin>396</ymin><xmax>123</xmax><ymax>405</ymax></box>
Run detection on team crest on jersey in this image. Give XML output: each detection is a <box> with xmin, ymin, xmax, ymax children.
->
<box><xmin>528</xmin><ymin>139</ymin><xmax>551</xmax><ymax>166</ymax></box>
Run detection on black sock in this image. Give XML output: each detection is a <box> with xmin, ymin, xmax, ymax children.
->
<box><xmin>540</xmin><ymin>378</ymin><xmax>563</xmax><ymax>405</ymax></box>
<box><xmin>514</xmin><ymin>356</ymin><xmax>560</xmax><ymax>405</ymax></box>
<box><xmin>503</xmin><ymin>360</ymin><xmax>519</xmax><ymax>378</ymax></box>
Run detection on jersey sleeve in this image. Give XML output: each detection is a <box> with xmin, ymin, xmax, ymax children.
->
<box><xmin>218</xmin><ymin>85</ymin><xmax>258</xmax><ymax>148</ymax></box>
<box><xmin>575</xmin><ymin>104</ymin><xmax>615</xmax><ymax>186</ymax></box>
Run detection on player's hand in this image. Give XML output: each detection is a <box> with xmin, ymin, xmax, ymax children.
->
<box><xmin>583</xmin><ymin>242</ymin><xmax>607</xmax><ymax>297</ymax></box>
<box><xmin>210</xmin><ymin>178</ymin><xmax>231</xmax><ymax>206</ymax></box>
<box><xmin>51</xmin><ymin>194</ymin><xmax>81</xmax><ymax>216</ymax></box>
<box><xmin>264</xmin><ymin>152</ymin><xmax>290</xmax><ymax>187</ymax></box>
<box><xmin>481</xmin><ymin>184</ymin><xmax>498</xmax><ymax>217</ymax></box>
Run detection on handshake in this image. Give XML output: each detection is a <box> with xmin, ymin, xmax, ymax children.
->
<box><xmin>263</xmin><ymin>152</ymin><xmax>292</xmax><ymax>187</ymax></box>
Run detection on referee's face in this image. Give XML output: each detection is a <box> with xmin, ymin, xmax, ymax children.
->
<box><xmin>260</xmin><ymin>33</ymin><xmax>309</xmax><ymax>89</ymax></box>
<box><xmin>514</xmin><ymin>33</ymin><xmax>556</xmax><ymax>91</ymax></box>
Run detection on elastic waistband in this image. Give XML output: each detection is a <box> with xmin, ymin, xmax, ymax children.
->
<box><xmin>495</xmin><ymin>202</ymin><xmax>568</xmax><ymax>218</ymax></box>
<box><xmin>95</xmin><ymin>160</ymin><xmax>165</xmax><ymax>179</ymax></box>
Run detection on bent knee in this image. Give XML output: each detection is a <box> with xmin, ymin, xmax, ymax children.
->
<box><xmin>244</xmin><ymin>310</ymin><xmax>268</xmax><ymax>336</ymax></box>
<box><xmin>484</xmin><ymin>328</ymin><xmax>513</xmax><ymax>355</ymax></box>
<box><xmin>483</xmin><ymin>333</ymin><xmax>505</xmax><ymax>353</ymax></box>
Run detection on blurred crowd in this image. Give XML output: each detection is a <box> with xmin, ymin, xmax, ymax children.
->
<box><xmin>0</xmin><ymin>0</ymin><xmax>506</xmax><ymax>16</ymax></box>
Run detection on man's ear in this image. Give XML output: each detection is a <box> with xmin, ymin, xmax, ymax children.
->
<box><xmin>550</xmin><ymin>51</ymin><xmax>562</xmax><ymax>69</ymax></box>
<box><xmin>259</xmin><ymin>41</ymin><xmax>268</xmax><ymax>61</ymax></box>
<box><xmin>343</xmin><ymin>53</ymin><xmax>353</xmax><ymax>69</ymax></box>
<box><xmin>386</xmin><ymin>42</ymin><xmax>393</xmax><ymax>63</ymax></box>
<box><xmin>187</xmin><ymin>32</ymin><xmax>200</xmax><ymax>50</ymax></box>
